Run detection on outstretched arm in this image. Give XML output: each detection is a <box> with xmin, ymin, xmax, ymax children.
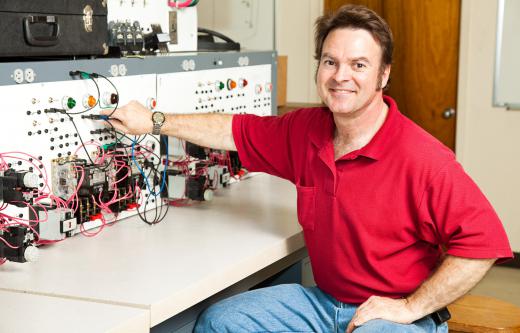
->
<box><xmin>100</xmin><ymin>100</ymin><xmax>236</xmax><ymax>151</ymax></box>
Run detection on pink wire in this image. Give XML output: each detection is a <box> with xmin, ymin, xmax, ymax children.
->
<box><xmin>167</xmin><ymin>0</ymin><xmax>194</xmax><ymax>8</ymax></box>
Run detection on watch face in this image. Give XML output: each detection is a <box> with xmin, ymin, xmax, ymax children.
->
<box><xmin>153</xmin><ymin>112</ymin><xmax>165</xmax><ymax>123</ymax></box>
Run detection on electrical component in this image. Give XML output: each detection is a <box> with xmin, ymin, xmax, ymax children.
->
<box><xmin>167</xmin><ymin>171</ymin><xmax>186</xmax><ymax>200</ymax></box>
<box><xmin>83</xmin><ymin>95</ymin><xmax>98</xmax><ymax>108</ymax></box>
<box><xmin>51</xmin><ymin>158</ymin><xmax>78</xmax><ymax>199</ymax></box>
<box><xmin>108</xmin><ymin>21</ymin><xmax>145</xmax><ymax>55</ymax></box>
<box><xmin>207</xmin><ymin>165</ymin><xmax>230</xmax><ymax>190</ymax></box>
<box><xmin>78</xmin><ymin>164</ymin><xmax>107</xmax><ymax>196</ymax></box>
<box><xmin>227</xmin><ymin>79</ymin><xmax>237</xmax><ymax>90</ymax></box>
<box><xmin>106</xmin><ymin>0</ymin><xmax>198</xmax><ymax>53</ymax></box>
<box><xmin>215</xmin><ymin>81</ymin><xmax>225</xmax><ymax>91</ymax></box>
<box><xmin>0</xmin><ymin>226</ymin><xmax>39</xmax><ymax>263</ymax></box>
<box><xmin>0</xmin><ymin>52</ymin><xmax>273</xmax><ymax>263</ymax></box>
<box><xmin>238</xmin><ymin>78</ymin><xmax>248</xmax><ymax>88</ymax></box>
<box><xmin>186</xmin><ymin>176</ymin><xmax>213</xmax><ymax>201</ymax></box>
<box><xmin>186</xmin><ymin>142</ymin><xmax>207</xmax><ymax>160</ymax></box>
<box><xmin>147</xmin><ymin>97</ymin><xmax>157</xmax><ymax>110</ymax></box>
<box><xmin>30</xmin><ymin>205</ymin><xmax>76</xmax><ymax>240</ymax></box>
<box><xmin>102</xmin><ymin>92</ymin><xmax>119</xmax><ymax>106</ymax></box>
<box><xmin>0</xmin><ymin>169</ymin><xmax>39</xmax><ymax>206</ymax></box>
<box><xmin>62</xmin><ymin>96</ymin><xmax>77</xmax><ymax>110</ymax></box>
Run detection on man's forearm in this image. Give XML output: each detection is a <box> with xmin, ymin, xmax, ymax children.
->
<box><xmin>405</xmin><ymin>255</ymin><xmax>495</xmax><ymax>317</ymax></box>
<box><xmin>162</xmin><ymin>113</ymin><xmax>236</xmax><ymax>151</ymax></box>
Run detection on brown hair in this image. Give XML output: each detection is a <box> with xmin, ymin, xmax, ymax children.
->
<box><xmin>314</xmin><ymin>5</ymin><xmax>393</xmax><ymax>89</ymax></box>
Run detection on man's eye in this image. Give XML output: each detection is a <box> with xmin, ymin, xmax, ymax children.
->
<box><xmin>355</xmin><ymin>63</ymin><xmax>366</xmax><ymax>69</ymax></box>
<box><xmin>324</xmin><ymin>59</ymin><xmax>335</xmax><ymax>66</ymax></box>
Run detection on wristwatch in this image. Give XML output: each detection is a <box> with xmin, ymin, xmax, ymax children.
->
<box><xmin>151</xmin><ymin>111</ymin><xmax>165</xmax><ymax>135</ymax></box>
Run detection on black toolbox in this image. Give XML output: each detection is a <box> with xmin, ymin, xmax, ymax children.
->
<box><xmin>0</xmin><ymin>0</ymin><xmax>108</xmax><ymax>57</ymax></box>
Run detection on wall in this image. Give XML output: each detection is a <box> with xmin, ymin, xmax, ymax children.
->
<box><xmin>275</xmin><ymin>0</ymin><xmax>323</xmax><ymax>103</ymax></box>
<box><xmin>198</xmin><ymin>0</ymin><xmax>275</xmax><ymax>50</ymax></box>
<box><xmin>198</xmin><ymin>0</ymin><xmax>322</xmax><ymax>103</ymax></box>
<box><xmin>457</xmin><ymin>0</ymin><xmax>520</xmax><ymax>251</ymax></box>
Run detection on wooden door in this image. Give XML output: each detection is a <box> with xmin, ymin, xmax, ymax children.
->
<box><xmin>324</xmin><ymin>0</ymin><xmax>460</xmax><ymax>151</ymax></box>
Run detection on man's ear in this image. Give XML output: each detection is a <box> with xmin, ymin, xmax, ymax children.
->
<box><xmin>382</xmin><ymin>64</ymin><xmax>391</xmax><ymax>89</ymax></box>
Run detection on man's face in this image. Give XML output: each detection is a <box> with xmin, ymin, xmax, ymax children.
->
<box><xmin>317</xmin><ymin>28</ymin><xmax>390</xmax><ymax>115</ymax></box>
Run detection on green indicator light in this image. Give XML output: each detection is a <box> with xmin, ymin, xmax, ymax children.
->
<box><xmin>67</xmin><ymin>97</ymin><xmax>76</xmax><ymax>109</ymax></box>
<box><xmin>218</xmin><ymin>81</ymin><xmax>225</xmax><ymax>91</ymax></box>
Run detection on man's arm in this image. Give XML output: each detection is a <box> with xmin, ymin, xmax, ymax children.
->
<box><xmin>346</xmin><ymin>255</ymin><xmax>495</xmax><ymax>333</ymax></box>
<box><xmin>100</xmin><ymin>100</ymin><xmax>236</xmax><ymax>151</ymax></box>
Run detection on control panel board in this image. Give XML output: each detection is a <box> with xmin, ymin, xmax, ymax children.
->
<box><xmin>0</xmin><ymin>51</ymin><xmax>276</xmax><ymax>264</ymax></box>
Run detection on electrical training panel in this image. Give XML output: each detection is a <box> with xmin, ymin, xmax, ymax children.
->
<box><xmin>0</xmin><ymin>51</ymin><xmax>276</xmax><ymax>264</ymax></box>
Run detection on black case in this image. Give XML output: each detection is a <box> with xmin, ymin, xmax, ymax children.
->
<box><xmin>0</xmin><ymin>0</ymin><xmax>108</xmax><ymax>57</ymax></box>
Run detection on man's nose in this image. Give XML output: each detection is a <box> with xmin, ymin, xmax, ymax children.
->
<box><xmin>332</xmin><ymin>64</ymin><xmax>353</xmax><ymax>82</ymax></box>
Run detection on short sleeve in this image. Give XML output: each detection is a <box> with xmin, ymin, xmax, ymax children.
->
<box><xmin>417</xmin><ymin>161</ymin><xmax>513</xmax><ymax>262</ymax></box>
<box><xmin>232</xmin><ymin>112</ymin><xmax>301</xmax><ymax>183</ymax></box>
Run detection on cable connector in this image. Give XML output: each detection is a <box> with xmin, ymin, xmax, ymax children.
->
<box><xmin>90</xmin><ymin>128</ymin><xmax>111</xmax><ymax>135</ymax></box>
<box><xmin>69</xmin><ymin>70</ymin><xmax>91</xmax><ymax>79</ymax></box>
<box><xmin>44</xmin><ymin>108</ymin><xmax>66</xmax><ymax>114</ymax></box>
<box><xmin>81</xmin><ymin>114</ymin><xmax>109</xmax><ymax>120</ymax></box>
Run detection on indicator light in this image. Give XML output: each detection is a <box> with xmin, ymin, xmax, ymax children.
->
<box><xmin>102</xmin><ymin>92</ymin><xmax>119</xmax><ymax>106</ymax></box>
<box><xmin>227</xmin><ymin>79</ymin><xmax>237</xmax><ymax>90</ymax></box>
<box><xmin>147</xmin><ymin>97</ymin><xmax>157</xmax><ymax>110</ymax></box>
<box><xmin>62</xmin><ymin>96</ymin><xmax>76</xmax><ymax>110</ymax></box>
<box><xmin>238</xmin><ymin>78</ymin><xmax>248</xmax><ymax>88</ymax></box>
<box><xmin>83</xmin><ymin>95</ymin><xmax>97</xmax><ymax>108</ymax></box>
<box><xmin>215</xmin><ymin>81</ymin><xmax>225</xmax><ymax>91</ymax></box>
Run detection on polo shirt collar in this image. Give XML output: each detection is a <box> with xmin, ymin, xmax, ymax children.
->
<box><xmin>308</xmin><ymin>95</ymin><xmax>402</xmax><ymax>161</ymax></box>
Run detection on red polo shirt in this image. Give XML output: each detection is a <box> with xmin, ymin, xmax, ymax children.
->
<box><xmin>232</xmin><ymin>96</ymin><xmax>512</xmax><ymax>304</ymax></box>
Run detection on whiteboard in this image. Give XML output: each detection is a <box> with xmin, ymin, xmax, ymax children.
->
<box><xmin>494</xmin><ymin>0</ymin><xmax>520</xmax><ymax>109</ymax></box>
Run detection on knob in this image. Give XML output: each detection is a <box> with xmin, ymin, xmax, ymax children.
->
<box><xmin>442</xmin><ymin>108</ymin><xmax>455</xmax><ymax>119</ymax></box>
<box><xmin>204</xmin><ymin>189</ymin><xmax>214</xmax><ymax>201</ymax></box>
<box><xmin>24</xmin><ymin>246</ymin><xmax>40</xmax><ymax>263</ymax></box>
<box><xmin>23</xmin><ymin>172</ymin><xmax>39</xmax><ymax>188</ymax></box>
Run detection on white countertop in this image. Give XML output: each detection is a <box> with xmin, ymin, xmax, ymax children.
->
<box><xmin>0</xmin><ymin>174</ymin><xmax>304</xmax><ymax>326</ymax></box>
<box><xmin>0</xmin><ymin>290</ymin><xmax>149</xmax><ymax>333</ymax></box>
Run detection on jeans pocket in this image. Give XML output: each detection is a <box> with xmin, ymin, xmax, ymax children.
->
<box><xmin>296</xmin><ymin>185</ymin><xmax>316</xmax><ymax>231</ymax></box>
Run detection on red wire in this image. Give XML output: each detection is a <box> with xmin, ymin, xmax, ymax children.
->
<box><xmin>168</xmin><ymin>0</ymin><xmax>194</xmax><ymax>8</ymax></box>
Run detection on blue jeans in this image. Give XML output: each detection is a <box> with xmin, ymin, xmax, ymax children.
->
<box><xmin>194</xmin><ymin>284</ymin><xmax>448</xmax><ymax>333</ymax></box>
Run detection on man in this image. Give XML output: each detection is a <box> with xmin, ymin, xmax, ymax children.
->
<box><xmin>102</xmin><ymin>5</ymin><xmax>512</xmax><ymax>333</ymax></box>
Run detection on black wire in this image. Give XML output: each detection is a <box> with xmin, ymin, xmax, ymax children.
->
<box><xmin>68</xmin><ymin>114</ymin><xmax>115</xmax><ymax>172</ymax></box>
<box><xmin>66</xmin><ymin>71</ymin><xmax>169</xmax><ymax>225</ymax></box>
<box><xmin>136</xmin><ymin>156</ymin><xmax>169</xmax><ymax>225</ymax></box>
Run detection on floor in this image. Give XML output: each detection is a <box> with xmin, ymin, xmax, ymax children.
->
<box><xmin>469</xmin><ymin>266</ymin><xmax>520</xmax><ymax>306</ymax></box>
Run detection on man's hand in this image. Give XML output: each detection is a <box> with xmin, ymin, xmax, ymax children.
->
<box><xmin>345</xmin><ymin>296</ymin><xmax>418</xmax><ymax>333</ymax></box>
<box><xmin>100</xmin><ymin>100</ymin><xmax>153</xmax><ymax>135</ymax></box>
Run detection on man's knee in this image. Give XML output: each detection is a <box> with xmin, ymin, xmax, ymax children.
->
<box><xmin>194</xmin><ymin>301</ymin><xmax>232</xmax><ymax>333</ymax></box>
